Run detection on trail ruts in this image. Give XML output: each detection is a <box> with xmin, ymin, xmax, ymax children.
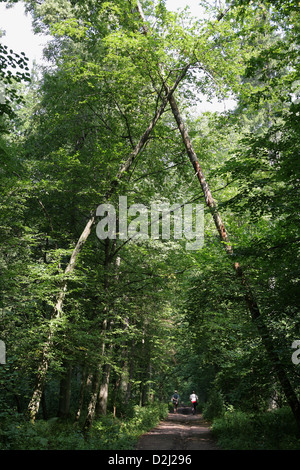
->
<box><xmin>136</xmin><ymin>408</ymin><xmax>219</xmax><ymax>451</ymax></box>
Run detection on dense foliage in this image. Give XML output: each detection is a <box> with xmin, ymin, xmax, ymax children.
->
<box><xmin>0</xmin><ymin>0</ymin><xmax>299</xmax><ymax>450</ymax></box>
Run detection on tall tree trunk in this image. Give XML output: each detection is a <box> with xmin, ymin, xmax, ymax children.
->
<box><xmin>74</xmin><ymin>366</ymin><xmax>89</xmax><ymax>424</ymax></box>
<box><xmin>136</xmin><ymin>0</ymin><xmax>300</xmax><ymax>430</ymax></box>
<box><xmin>83</xmin><ymin>243</ymin><xmax>112</xmax><ymax>429</ymax></box>
<box><xmin>27</xmin><ymin>70</ymin><xmax>189</xmax><ymax>421</ymax></box>
<box><xmin>27</xmin><ymin>219</ymin><xmax>95</xmax><ymax>421</ymax></box>
<box><xmin>119</xmin><ymin>357</ymin><xmax>130</xmax><ymax>404</ymax></box>
<box><xmin>41</xmin><ymin>392</ymin><xmax>48</xmax><ymax>420</ymax></box>
<box><xmin>57</xmin><ymin>364</ymin><xmax>72</xmax><ymax>419</ymax></box>
<box><xmin>97</xmin><ymin>363</ymin><xmax>111</xmax><ymax>416</ymax></box>
<box><xmin>83</xmin><ymin>366</ymin><xmax>102</xmax><ymax>431</ymax></box>
<box><xmin>27</xmin><ymin>346</ymin><xmax>51</xmax><ymax>421</ymax></box>
<box><xmin>84</xmin><ymin>241</ymin><xmax>118</xmax><ymax>427</ymax></box>
<box><xmin>168</xmin><ymin>92</ymin><xmax>300</xmax><ymax>430</ymax></box>
<box><xmin>125</xmin><ymin>341</ymin><xmax>135</xmax><ymax>405</ymax></box>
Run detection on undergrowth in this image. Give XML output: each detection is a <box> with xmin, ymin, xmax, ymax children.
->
<box><xmin>0</xmin><ymin>403</ymin><xmax>168</xmax><ymax>450</ymax></box>
<box><xmin>212</xmin><ymin>407</ymin><xmax>300</xmax><ymax>450</ymax></box>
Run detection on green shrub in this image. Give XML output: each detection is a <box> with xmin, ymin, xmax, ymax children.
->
<box><xmin>0</xmin><ymin>413</ymin><xmax>86</xmax><ymax>450</ymax></box>
<box><xmin>89</xmin><ymin>402</ymin><xmax>168</xmax><ymax>450</ymax></box>
<box><xmin>202</xmin><ymin>390</ymin><xmax>225</xmax><ymax>421</ymax></box>
<box><xmin>212</xmin><ymin>407</ymin><xmax>300</xmax><ymax>450</ymax></box>
<box><xmin>130</xmin><ymin>403</ymin><xmax>168</xmax><ymax>430</ymax></box>
<box><xmin>0</xmin><ymin>402</ymin><xmax>167</xmax><ymax>450</ymax></box>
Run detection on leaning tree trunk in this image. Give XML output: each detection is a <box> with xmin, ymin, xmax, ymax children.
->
<box><xmin>27</xmin><ymin>68</ymin><xmax>190</xmax><ymax>421</ymax></box>
<box><xmin>135</xmin><ymin>0</ymin><xmax>300</xmax><ymax>430</ymax></box>
<box><xmin>168</xmin><ymin>92</ymin><xmax>300</xmax><ymax>430</ymax></box>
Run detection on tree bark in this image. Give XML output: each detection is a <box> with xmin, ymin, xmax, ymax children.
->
<box><xmin>74</xmin><ymin>366</ymin><xmax>89</xmax><ymax>424</ymax></box>
<box><xmin>83</xmin><ymin>366</ymin><xmax>102</xmax><ymax>431</ymax></box>
<box><xmin>168</xmin><ymin>91</ymin><xmax>300</xmax><ymax>430</ymax></box>
<box><xmin>135</xmin><ymin>0</ymin><xmax>300</xmax><ymax>430</ymax></box>
<box><xmin>97</xmin><ymin>363</ymin><xmax>111</xmax><ymax>416</ymax></box>
<box><xmin>27</xmin><ymin>68</ymin><xmax>189</xmax><ymax>421</ymax></box>
<box><xmin>57</xmin><ymin>364</ymin><xmax>72</xmax><ymax>419</ymax></box>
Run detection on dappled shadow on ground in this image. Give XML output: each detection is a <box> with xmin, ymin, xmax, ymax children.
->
<box><xmin>135</xmin><ymin>407</ymin><xmax>220</xmax><ymax>451</ymax></box>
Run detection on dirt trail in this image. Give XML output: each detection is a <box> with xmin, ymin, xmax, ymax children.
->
<box><xmin>135</xmin><ymin>407</ymin><xmax>220</xmax><ymax>451</ymax></box>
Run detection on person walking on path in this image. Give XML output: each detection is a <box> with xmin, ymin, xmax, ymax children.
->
<box><xmin>189</xmin><ymin>391</ymin><xmax>198</xmax><ymax>415</ymax></box>
<box><xmin>171</xmin><ymin>390</ymin><xmax>180</xmax><ymax>414</ymax></box>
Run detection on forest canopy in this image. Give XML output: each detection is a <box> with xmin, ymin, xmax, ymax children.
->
<box><xmin>0</xmin><ymin>0</ymin><xmax>299</xmax><ymax>450</ymax></box>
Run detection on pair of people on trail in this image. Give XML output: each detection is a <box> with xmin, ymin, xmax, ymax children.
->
<box><xmin>171</xmin><ymin>390</ymin><xmax>199</xmax><ymax>415</ymax></box>
<box><xmin>190</xmin><ymin>391</ymin><xmax>198</xmax><ymax>415</ymax></box>
<box><xmin>171</xmin><ymin>390</ymin><xmax>180</xmax><ymax>413</ymax></box>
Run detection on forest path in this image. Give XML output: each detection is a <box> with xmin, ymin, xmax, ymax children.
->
<box><xmin>135</xmin><ymin>407</ymin><xmax>220</xmax><ymax>451</ymax></box>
